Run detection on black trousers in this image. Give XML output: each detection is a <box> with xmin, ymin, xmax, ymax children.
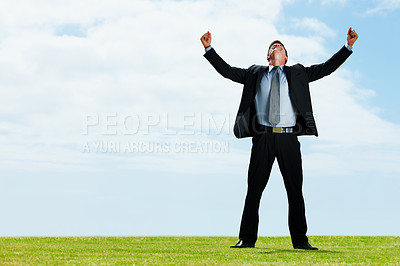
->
<box><xmin>238</xmin><ymin>131</ymin><xmax>308</xmax><ymax>246</ymax></box>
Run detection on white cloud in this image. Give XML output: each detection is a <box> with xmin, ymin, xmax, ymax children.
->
<box><xmin>304</xmin><ymin>70</ymin><xmax>400</xmax><ymax>177</ymax></box>
<box><xmin>0</xmin><ymin>0</ymin><xmax>286</xmax><ymax>173</ymax></box>
<box><xmin>365</xmin><ymin>0</ymin><xmax>400</xmax><ymax>15</ymax></box>
<box><xmin>291</xmin><ymin>17</ymin><xmax>336</xmax><ymax>39</ymax></box>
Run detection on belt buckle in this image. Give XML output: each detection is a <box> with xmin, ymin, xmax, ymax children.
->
<box><xmin>272</xmin><ymin>127</ymin><xmax>282</xmax><ymax>133</ymax></box>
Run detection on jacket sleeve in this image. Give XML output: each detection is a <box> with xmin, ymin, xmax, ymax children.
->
<box><xmin>306</xmin><ymin>45</ymin><xmax>353</xmax><ymax>83</ymax></box>
<box><xmin>203</xmin><ymin>48</ymin><xmax>247</xmax><ymax>84</ymax></box>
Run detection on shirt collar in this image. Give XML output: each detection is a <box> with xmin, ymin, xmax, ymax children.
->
<box><xmin>268</xmin><ymin>65</ymin><xmax>284</xmax><ymax>73</ymax></box>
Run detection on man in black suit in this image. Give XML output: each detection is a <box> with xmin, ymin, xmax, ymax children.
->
<box><xmin>200</xmin><ymin>28</ymin><xmax>358</xmax><ymax>250</ymax></box>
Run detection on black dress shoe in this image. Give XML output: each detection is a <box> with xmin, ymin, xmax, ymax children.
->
<box><xmin>230</xmin><ymin>239</ymin><xmax>255</xmax><ymax>248</ymax></box>
<box><xmin>293</xmin><ymin>242</ymin><xmax>318</xmax><ymax>250</ymax></box>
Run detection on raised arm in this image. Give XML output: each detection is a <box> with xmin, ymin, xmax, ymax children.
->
<box><xmin>306</xmin><ymin>27</ymin><xmax>358</xmax><ymax>82</ymax></box>
<box><xmin>201</xmin><ymin>31</ymin><xmax>247</xmax><ymax>84</ymax></box>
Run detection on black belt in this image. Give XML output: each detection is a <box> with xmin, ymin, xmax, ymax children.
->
<box><xmin>256</xmin><ymin>124</ymin><xmax>294</xmax><ymax>134</ymax></box>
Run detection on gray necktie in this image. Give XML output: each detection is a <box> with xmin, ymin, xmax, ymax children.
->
<box><xmin>269</xmin><ymin>67</ymin><xmax>280</xmax><ymax>126</ymax></box>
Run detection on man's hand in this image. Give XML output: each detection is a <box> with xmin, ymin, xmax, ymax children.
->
<box><xmin>200</xmin><ymin>31</ymin><xmax>212</xmax><ymax>48</ymax></box>
<box><xmin>347</xmin><ymin>27</ymin><xmax>358</xmax><ymax>47</ymax></box>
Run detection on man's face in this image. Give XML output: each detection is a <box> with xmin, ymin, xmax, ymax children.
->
<box><xmin>268</xmin><ymin>42</ymin><xmax>286</xmax><ymax>59</ymax></box>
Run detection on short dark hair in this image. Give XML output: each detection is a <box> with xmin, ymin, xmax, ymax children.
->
<box><xmin>268</xmin><ymin>40</ymin><xmax>288</xmax><ymax>63</ymax></box>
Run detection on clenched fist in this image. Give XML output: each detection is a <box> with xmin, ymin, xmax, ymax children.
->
<box><xmin>200</xmin><ymin>31</ymin><xmax>212</xmax><ymax>48</ymax></box>
<box><xmin>347</xmin><ymin>27</ymin><xmax>358</xmax><ymax>47</ymax></box>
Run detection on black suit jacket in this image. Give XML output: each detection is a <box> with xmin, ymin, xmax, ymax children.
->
<box><xmin>204</xmin><ymin>46</ymin><xmax>352</xmax><ymax>138</ymax></box>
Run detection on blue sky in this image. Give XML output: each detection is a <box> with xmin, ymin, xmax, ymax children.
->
<box><xmin>0</xmin><ymin>0</ymin><xmax>399</xmax><ymax>237</ymax></box>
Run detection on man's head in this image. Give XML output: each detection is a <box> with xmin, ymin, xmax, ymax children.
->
<box><xmin>267</xmin><ymin>40</ymin><xmax>288</xmax><ymax>64</ymax></box>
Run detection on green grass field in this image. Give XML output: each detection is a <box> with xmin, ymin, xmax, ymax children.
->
<box><xmin>0</xmin><ymin>236</ymin><xmax>399</xmax><ymax>265</ymax></box>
